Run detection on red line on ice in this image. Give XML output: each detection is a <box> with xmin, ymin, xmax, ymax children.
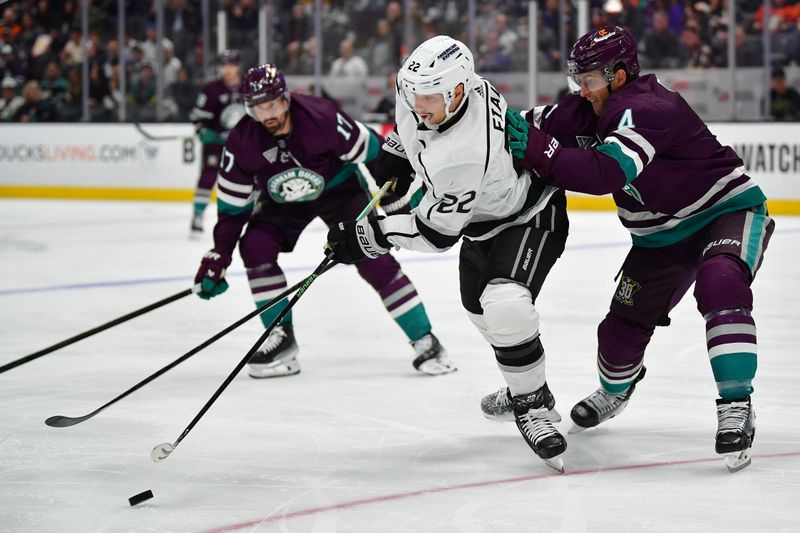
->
<box><xmin>200</xmin><ymin>451</ymin><xmax>800</xmax><ymax>533</ymax></box>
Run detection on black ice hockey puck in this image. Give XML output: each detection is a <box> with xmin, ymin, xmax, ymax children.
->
<box><xmin>128</xmin><ymin>489</ymin><xmax>154</xmax><ymax>506</ymax></box>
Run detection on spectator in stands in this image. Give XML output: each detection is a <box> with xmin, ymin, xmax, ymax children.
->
<box><xmin>769</xmin><ymin>66</ymin><xmax>800</xmax><ymax>121</ymax></box>
<box><xmin>39</xmin><ymin>61</ymin><xmax>68</xmax><ymax>103</ymax></box>
<box><xmin>734</xmin><ymin>25</ymin><xmax>763</xmax><ymax>67</ymax></box>
<box><xmin>89</xmin><ymin>62</ymin><xmax>112</xmax><ymax>120</ymax></box>
<box><xmin>0</xmin><ymin>5</ymin><xmax>22</xmax><ymax>43</ymax></box>
<box><xmin>139</xmin><ymin>23</ymin><xmax>158</xmax><ymax>64</ymax></box>
<box><xmin>0</xmin><ymin>76</ymin><xmax>23</xmax><ymax>121</ymax></box>
<box><xmin>368</xmin><ymin>19</ymin><xmax>398</xmax><ymax>76</ymax></box>
<box><xmin>165</xmin><ymin>0</ymin><xmax>199</xmax><ymax>63</ymax></box>
<box><xmin>372</xmin><ymin>71</ymin><xmax>396</xmax><ymax>122</ymax></box>
<box><xmin>17</xmin><ymin>12</ymin><xmax>44</xmax><ymax>57</ymax></box>
<box><xmin>385</xmin><ymin>1</ymin><xmax>404</xmax><ymax>58</ymax></box>
<box><xmin>640</xmin><ymin>9</ymin><xmax>684</xmax><ymax>68</ymax></box>
<box><xmin>60</xmin><ymin>28</ymin><xmax>84</xmax><ymax>66</ymax></box>
<box><xmin>478</xmin><ymin>31</ymin><xmax>513</xmax><ymax>72</ymax></box>
<box><xmin>169</xmin><ymin>66</ymin><xmax>195</xmax><ymax>120</ymax></box>
<box><xmin>281</xmin><ymin>3</ymin><xmax>311</xmax><ymax>71</ymax></box>
<box><xmin>128</xmin><ymin>62</ymin><xmax>156</xmax><ymax>116</ymax></box>
<box><xmin>0</xmin><ymin>43</ymin><xmax>25</xmax><ymax>81</ymax></box>
<box><xmin>12</xmin><ymin>80</ymin><xmax>58</xmax><ymax>122</ymax></box>
<box><xmin>162</xmin><ymin>39</ymin><xmax>183</xmax><ymax>88</ymax></box>
<box><xmin>34</xmin><ymin>0</ymin><xmax>57</xmax><ymax>33</ymax></box>
<box><xmin>495</xmin><ymin>13</ymin><xmax>519</xmax><ymax>57</ymax></box>
<box><xmin>330</xmin><ymin>39</ymin><xmax>368</xmax><ymax>77</ymax></box>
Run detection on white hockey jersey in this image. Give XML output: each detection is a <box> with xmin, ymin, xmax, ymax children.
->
<box><xmin>379</xmin><ymin>77</ymin><xmax>557</xmax><ymax>253</ymax></box>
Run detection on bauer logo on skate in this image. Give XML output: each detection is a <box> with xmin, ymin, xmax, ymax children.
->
<box><xmin>267</xmin><ymin>168</ymin><xmax>325</xmax><ymax>203</ymax></box>
<box><xmin>615</xmin><ymin>276</ymin><xmax>641</xmax><ymax>306</ymax></box>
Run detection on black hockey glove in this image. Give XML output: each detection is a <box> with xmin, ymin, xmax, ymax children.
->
<box><xmin>374</xmin><ymin>129</ymin><xmax>415</xmax><ymax>197</ymax></box>
<box><xmin>326</xmin><ymin>217</ymin><xmax>391</xmax><ymax>264</ymax></box>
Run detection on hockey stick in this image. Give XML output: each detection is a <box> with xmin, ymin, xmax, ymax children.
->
<box><xmin>133</xmin><ymin>122</ymin><xmax>194</xmax><ymax>142</ymax></box>
<box><xmin>0</xmin><ymin>288</ymin><xmax>194</xmax><ymax>376</ymax></box>
<box><xmin>150</xmin><ymin>179</ymin><xmax>395</xmax><ymax>462</ymax></box>
<box><xmin>44</xmin><ymin>266</ymin><xmax>335</xmax><ymax>428</ymax></box>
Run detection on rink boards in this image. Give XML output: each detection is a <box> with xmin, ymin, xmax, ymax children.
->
<box><xmin>1</xmin><ymin>122</ymin><xmax>799</xmax><ymax>214</ymax></box>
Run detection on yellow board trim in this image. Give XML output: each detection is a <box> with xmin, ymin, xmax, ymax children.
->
<box><xmin>566</xmin><ymin>195</ymin><xmax>800</xmax><ymax>215</ymax></box>
<box><xmin>0</xmin><ymin>185</ymin><xmax>196</xmax><ymax>202</ymax></box>
<box><xmin>0</xmin><ymin>185</ymin><xmax>798</xmax><ymax>214</ymax></box>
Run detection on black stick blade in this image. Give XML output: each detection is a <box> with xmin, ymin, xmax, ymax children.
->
<box><xmin>45</xmin><ymin>414</ymin><xmax>92</xmax><ymax>427</ymax></box>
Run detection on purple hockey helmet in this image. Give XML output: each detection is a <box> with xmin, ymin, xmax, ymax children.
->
<box><xmin>241</xmin><ymin>64</ymin><xmax>290</xmax><ymax>121</ymax></box>
<box><xmin>567</xmin><ymin>25</ymin><xmax>640</xmax><ymax>92</ymax></box>
<box><xmin>217</xmin><ymin>48</ymin><xmax>241</xmax><ymax>65</ymax></box>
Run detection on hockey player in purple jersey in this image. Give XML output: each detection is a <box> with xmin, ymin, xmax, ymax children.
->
<box><xmin>193</xmin><ymin>64</ymin><xmax>454</xmax><ymax>378</ymax></box>
<box><xmin>504</xmin><ymin>25</ymin><xmax>774</xmax><ymax>472</ymax></box>
<box><xmin>189</xmin><ymin>49</ymin><xmax>245</xmax><ymax>236</ymax></box>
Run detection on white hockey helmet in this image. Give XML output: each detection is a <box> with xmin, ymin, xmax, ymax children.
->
<box><xmin>397</xmin><ymin>35</ymin><xmax>475</xmax><ymax>128</ymax></box>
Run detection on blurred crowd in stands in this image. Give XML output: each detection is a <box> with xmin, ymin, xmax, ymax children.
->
<box><xmin>0</xmin><ymin>0</ymin><xmax>798</xmax><ymax>123</ymax></box>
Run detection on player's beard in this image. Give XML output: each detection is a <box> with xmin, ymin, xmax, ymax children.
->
<box><xmin>263</xmin><ymin>113</ymin><xmax>288</xmax><ymax>135</ymax></box>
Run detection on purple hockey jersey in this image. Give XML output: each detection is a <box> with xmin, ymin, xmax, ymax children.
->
<box><xmin>190</xmin><ymin>79</ymin><xmax>245</xmax><ymax>134</ymax></box>
<box><xmin>532</xmin><ymin>74</ymin><xmax>767</xmax><ymax>248</ymax></box>
<box><xmin>210</xmin><ymin>93</ymin><xmax>381</xmax><ymax>255</ymax></box>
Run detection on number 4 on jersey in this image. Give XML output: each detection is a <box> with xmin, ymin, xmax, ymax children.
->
<box><xmin>618</xmin><ymin>108</ymin><xmax>635</xmax><ymax>129</ymax></box>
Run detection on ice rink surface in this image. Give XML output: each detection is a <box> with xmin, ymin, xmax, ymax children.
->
<box><xmin>1</xmin><ymin>199</ymin><xmax>799</xmax><ymax>533</ymax></box>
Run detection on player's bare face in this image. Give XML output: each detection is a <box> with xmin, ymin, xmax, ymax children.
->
<box><xmin>251</xmin><ymin>98</ymin><xmax>291</xmax><ymax>135</ymax></box>
<box><xmin>412</xmin><ymin>93</ymin><xmax>447</xmax><ymax>125</ymax></box>
<box><xmin>221</xmin><ymin>64</ymin><xmax>241</xmax><ymax>88</ymax></box>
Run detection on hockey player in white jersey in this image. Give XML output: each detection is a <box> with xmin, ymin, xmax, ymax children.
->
<box><xmin>327</xmin><ymin>35</ymin><xmax>571</xmax><ymax>471</ymax></box>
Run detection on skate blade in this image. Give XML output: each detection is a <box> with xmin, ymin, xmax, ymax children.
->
<box><xmin>568</xmin><ymin>423</ymin><xmax>589</xmax><ymax>434</ymax></box>
<box><xmin>544</xmin><ymin>455</ymin><xmax>565</xmax><ymax>473</ymax></box>
<box><xmin>416</xmin><ymin>357</ymin><xmax>458</xmax><ymax>376</ymax></box>
<box><xmin>482</xmin><ymin>411</ymin><xmax>515</xmax><ymax>422</ymax></box>
<box><xmin>247</xmin><ymin>360</ymin><xmax>301</xmax><ymax>379</ymax></box>
<box><xmin>723</xmin><ymin>449</ymin><xmax>752</xmax><ymax>473</ymax></box>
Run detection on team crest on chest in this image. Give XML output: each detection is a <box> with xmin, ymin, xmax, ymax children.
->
<box><xmin>267</xmin><ymin>168</ymin><xmax>325</xmax><ymax>203</ymax></box>
<box><xmin>614</xmin><ymin>276</ymin><xmax>641</xmax><ymax>306</ymax></box>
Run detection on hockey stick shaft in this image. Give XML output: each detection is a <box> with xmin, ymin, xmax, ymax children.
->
<box><xmin>0</xmin><ymin>288</ymin><xmax>193</xmax><ymax>376</ymax></box>
<box><xmin>152</xmin><ymin>180</ymin><xmax>394</xmax><ymax>461</ymax></box>
<box><xmin>44</xmin><ymin>265</ymin><xmax>336</xmax><ymax>428</ymax></box>
<box><xmin>134</xmin><ymin>122</ymin><xmax>193</xmax><ymax>141</ymax></box>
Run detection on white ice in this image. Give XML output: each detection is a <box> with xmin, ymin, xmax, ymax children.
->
<box><xmin>1</xmin><ymin>199</ymin><xmax>798</xmax><ymax>533</ymax></box>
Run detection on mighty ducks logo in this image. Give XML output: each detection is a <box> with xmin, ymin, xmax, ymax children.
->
<box><xmin>267</xmin><ymin>168</ymin><xmax>325</xmax><ymax>203</ymax></box>
<box><xmin>614</xmin><ymin>276</ymin><xmax>641</xmax><ymax>306</ymax></box>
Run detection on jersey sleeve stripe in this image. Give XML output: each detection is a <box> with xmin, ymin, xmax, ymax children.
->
<box><xmin>597</xmin><ymin>140</ymin><xmax>642</xmax><ymax>182</ymax></box>
<box><xmin>190</xmin><ymin>109</ymin><xmax>214</xmax><ymax>119</ymax></box>
<box><xmin>415</xmin><ymin>215</ymin><xmax>460</xmax><ymax>251</ymax></box>
<box><xmin>218</xmin><ymin>199</ymin><xmax>254</xmax><ymax>215</ymax></box>
<box><xmin>608</xmin><ymin>127</ymin><xmax>655</xmax><ymax>164</ymax></box>
<box><xmin>217</xmin><ymin>175</ymin><xmax>253</xmax><ymax>194</ymax></box>
<box><xmin>217</xmin><ymin>188</ymin><xmax>254</xmax><ymax>207</ymax></box>
<box><xmin>340</xmin><ymin>121</ymin><xmax>370</xmax><ymax>162</ymax></box>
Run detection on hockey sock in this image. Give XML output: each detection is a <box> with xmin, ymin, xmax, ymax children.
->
<box><xmin>596</xmin><ymin>314</ymin><xmax>652</xmax><ymax>394</ymax></box>
<box><xmin>379</xmin><ymin>274</ymin><xmax>431</xmax><ymax>341</ymax></box>
<box><xmin>495</xmin><ymin>336</ymin><xmax>546</xmax><ymax>397</ymax></box>
<box><xmin>193</xmin><ymin>188</ymin><xmax>212</xmax><ymax>216</ymax></box>
<box><xmin>705</xmin><ymin>309</ymin><xmax>756</xmax><ymax>400</ymax></box>
<box><xmin>248</xmin><ymin>264</ymin><xmax>292</xmax><ymax>328</ymax></box>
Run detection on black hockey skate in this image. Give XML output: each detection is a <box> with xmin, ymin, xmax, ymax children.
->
<box><xmin>569</xmin><ymin>366</ymin><xmax>646</xmax><ymax>434</ymax></box>
<box><xmin>481</xmin><ymin>387</ymin><xmax>562</xmax><ymax>423</ymax></box>
<box><xmin>247</xmin><ymin>324</ymin><xmax>300</xmax><ymax>378</ymax></box>
<box><xmin>513</xmin><ymin>383</ymin><xmax>567</xmax><ymax>472</ymax></box>
<box><xmin>715</xmin><ymin>396</ymin><xmax>756</xmax><ymax>473</ymax></box>
<box><xmin>411</xmin><ymin>333</ymin><xmax>457</xmax><ymax>376</ymax></box>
